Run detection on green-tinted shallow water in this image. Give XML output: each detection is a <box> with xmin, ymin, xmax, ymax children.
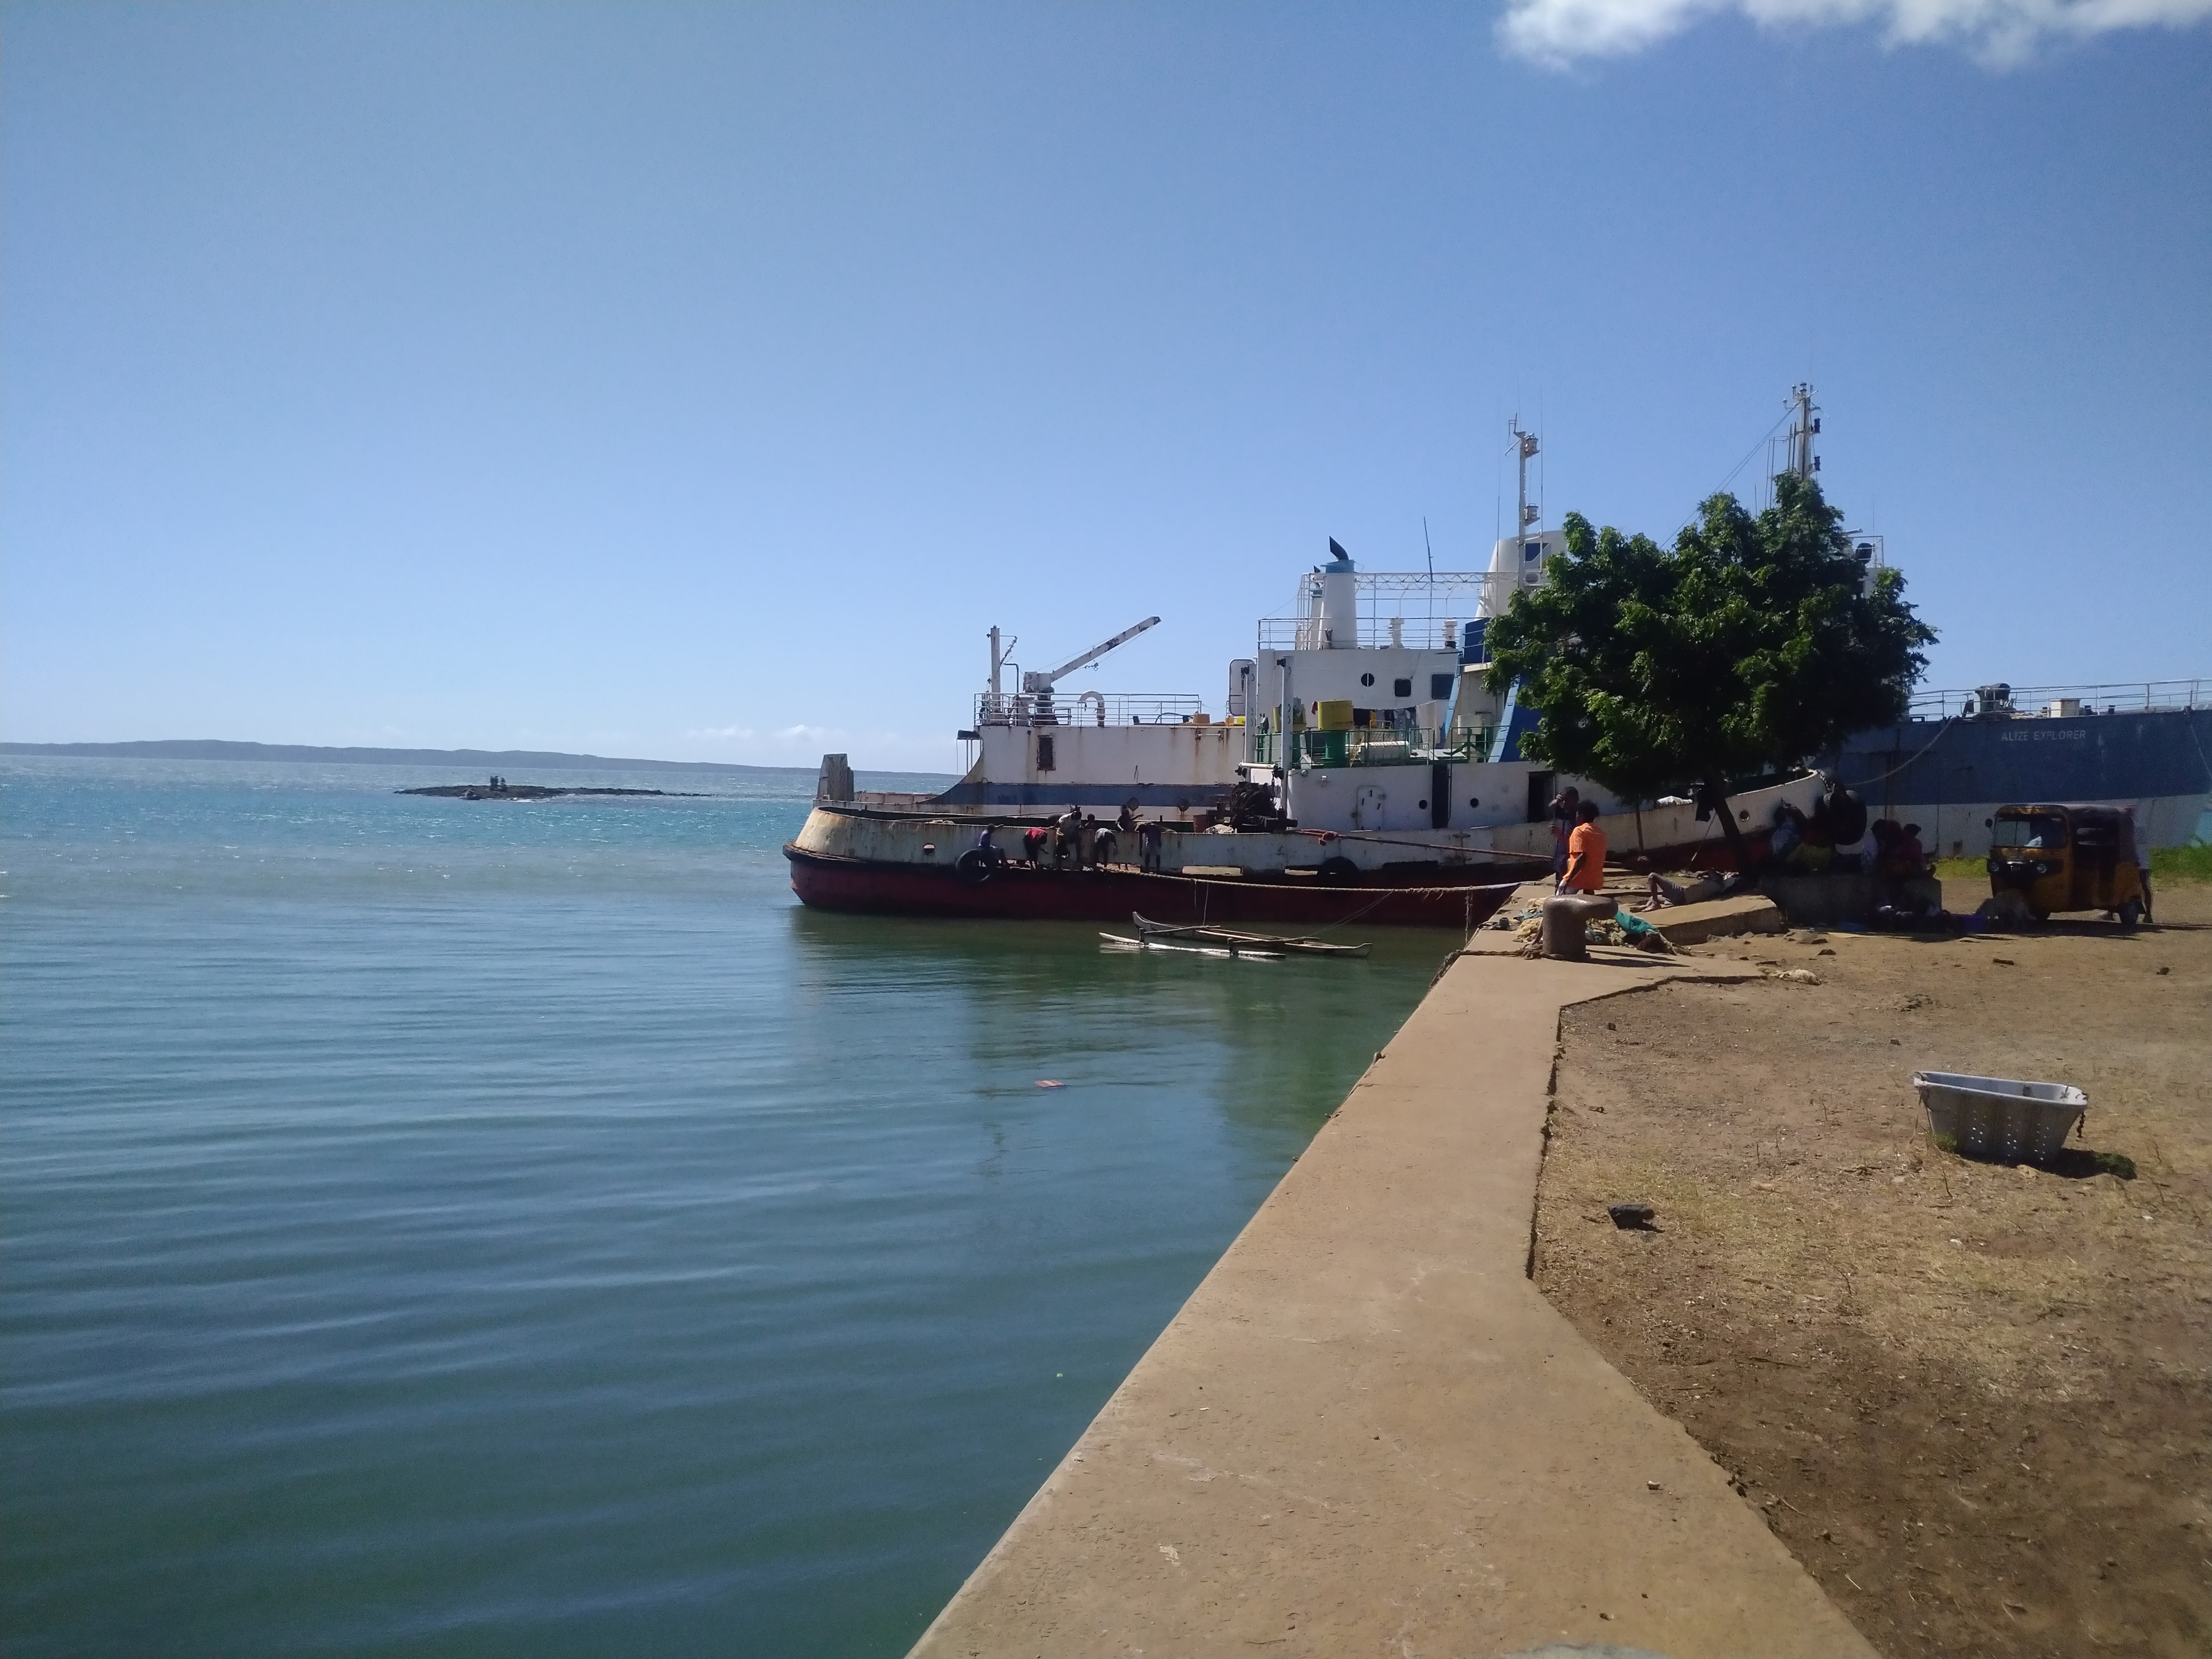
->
<box><xmin>0</xmin><ymin>758</ymin><xmax>1450</xmax><ymax>1658</ymax></box>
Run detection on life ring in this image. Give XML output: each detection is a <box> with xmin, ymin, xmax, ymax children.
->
<box><xmin>954</xmin><ymin>848</ymin><xmax>997</xmax><ymax>886</ymax></box>
<box><xmin>1316</xmin><ymin>855</ymin><xmax>1359</xmax><ymax>885</ymax></box>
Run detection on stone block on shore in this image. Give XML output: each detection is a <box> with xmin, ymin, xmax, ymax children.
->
<box><xmin>1647</xmin><ymin>893</ymin><xmax>1787</xmax><ymax>946</ymax></box>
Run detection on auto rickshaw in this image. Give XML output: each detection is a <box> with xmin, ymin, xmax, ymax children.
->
<box><xmin>1985</xmin><ymin>804</ymin><xmax>2147</xmax><ymax>925</ymax></box>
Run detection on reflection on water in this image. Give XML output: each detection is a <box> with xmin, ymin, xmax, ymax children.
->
<box><xmin>1</xmin><ymin>759</ymin><xmax>1449</xmax><ymax>1659</ymax></box>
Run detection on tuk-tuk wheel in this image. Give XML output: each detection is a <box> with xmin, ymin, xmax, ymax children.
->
<box><xmin>2117</xmin><ymin>898</ymin><xmax>2143</xmax><ymax>929</ymax></box>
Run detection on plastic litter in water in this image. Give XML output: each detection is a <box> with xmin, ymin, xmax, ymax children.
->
<box><xmin>1035</xmin><ymin>1080</ymin><xmax>1067</xmax><ymax>1089</ymax></box>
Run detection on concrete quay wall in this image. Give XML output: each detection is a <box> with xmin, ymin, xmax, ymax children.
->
<box><xmin>911</xmin><ymin>947</ymin><xmax>1876</xmax><ymax>1659</ymax></box>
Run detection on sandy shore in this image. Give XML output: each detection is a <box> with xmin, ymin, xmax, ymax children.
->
<box><xmin>1533</xmin><ymin>879</ymin><xmax>2211</xmax><ymax>1658</ymax></box>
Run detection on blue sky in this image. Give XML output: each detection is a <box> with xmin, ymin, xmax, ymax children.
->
<box><xmin>4</xmin><ymin>0</ymin><xmax>2207</xmax><ymax>770</ymax></box>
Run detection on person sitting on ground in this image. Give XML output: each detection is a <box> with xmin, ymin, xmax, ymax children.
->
<box><xmin>1868</xmin><ymin>818</ymin><xmax>1900</xmax><ymax>876</ymax></box>
<box><xmin>1891</xmin><ymin>822</ymin><xmax>1927</xmax><ymax>877</ymax></box>
<box><xmin>1767</xmin><ymin>802</ymin><xmax>1802</xmax><ymax>871</ymax></box>
<box><xmin>1561</xmin><ymin>800</ymin><xmax>1607</xmax><ymax>893</ymax></box>
<box><xmin>1788</xmin><ymin>798</ymin><xmax>1834</xmax><ymax>874</ymax></box>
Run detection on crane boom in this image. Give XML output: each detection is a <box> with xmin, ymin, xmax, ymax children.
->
<box><xmin>1020</xmin><ymin>616</ymin><xmax>1160</xmax><ymax>693</ymax></box>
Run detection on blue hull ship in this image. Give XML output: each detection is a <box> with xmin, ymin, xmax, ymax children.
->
<box><xmin>1827</xmin><ymin>682</ymin><xmax>2212</xmax><ymax>858</ymax></box>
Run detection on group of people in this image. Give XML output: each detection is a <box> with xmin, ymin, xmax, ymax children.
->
<box><xmin>1766</xmin><ymin>782</ymin><xmax>1926</xmax><ymax>879</ymax></box>
<box><xmin>977</xmin><ymin>801</ymin><xmax>1172</xmax><ymax>874</ymax></box>
<box><xmin>1539</xmin><ymin>775</ymin><xmax>1936</xmax><ymax>914</ymax></box>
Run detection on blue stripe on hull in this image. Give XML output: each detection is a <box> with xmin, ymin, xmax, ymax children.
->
<box><xmin>1828</xmin><ymin>707</ymin><xmax>2212</xmax><ymax>819</ymax></box>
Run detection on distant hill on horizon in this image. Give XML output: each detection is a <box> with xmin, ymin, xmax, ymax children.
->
<box><xmin>1</xmin><ymin>739</ymin><xmax>952</xmax><ymax>780</ymax></box>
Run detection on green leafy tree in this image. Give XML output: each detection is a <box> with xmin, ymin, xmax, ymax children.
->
<box><xmin>1484</xmin><ymin>474</ymin><xmax>1936</xmax><ymax>866</ymax></box>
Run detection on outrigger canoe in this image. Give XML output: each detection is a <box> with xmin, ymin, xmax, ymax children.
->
<box><xmin>1098</xmin><ymin>914</ymin><xmax>1373</xmax><ymax>959</ymax></box>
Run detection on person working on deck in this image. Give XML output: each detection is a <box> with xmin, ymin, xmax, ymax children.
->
<box><xmin>1561</xmin><ymin>800</ymin><xmax>1607</xmax><ymax>893</ymax></box>
<box><xmin>1137</xmin><ymin>818</ymin><xmax>1165</xmax><ymax>873</ymax></box>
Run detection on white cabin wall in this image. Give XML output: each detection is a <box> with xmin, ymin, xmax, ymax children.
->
<box><xmin>1286</xmin><ymin>760</ymin><xmax>1632</xmax><ymax>835</ymax></box>
<box><xmin>1263</xmin><ymin>648</ymin><xmax>1463</xmax><ymax>725</ymax></box>
<box><xmin>978</xmin><ymin>721</ymin><xmax>1243</xmax><ymax>791</ymax></box>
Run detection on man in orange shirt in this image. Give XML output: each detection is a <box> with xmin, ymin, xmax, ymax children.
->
<box><xmin>1561</xmin><ymin>800</ymin><xmax>1607</xmax><ymax>892</ymax></box>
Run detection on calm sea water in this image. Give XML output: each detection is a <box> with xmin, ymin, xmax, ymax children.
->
<box><xmin>0</xmin><ymin>758</ymin><xmax>1448</xmax><ymax>1659</ymax></box>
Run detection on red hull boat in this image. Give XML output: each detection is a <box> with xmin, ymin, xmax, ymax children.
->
<box><xmin>784</xmin><ymin>844</ymin><xmax>1518</xmax><ymax>931</ymax></box>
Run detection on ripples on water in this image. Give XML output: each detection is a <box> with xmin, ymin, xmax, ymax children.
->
<box><xmin>0</xmin><ymin>759</ymin><xmax>1450</xmax><ymax>1658</ymax></box>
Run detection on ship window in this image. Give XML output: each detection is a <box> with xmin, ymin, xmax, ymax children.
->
<box><xmin>1430</xmin><ymin>674</ymin><xmax>1454</xmax><ymax>700</ymax></box>
<box><xmin>1359</xmin><ymin>672</ymin><xmax>1375</xmax><ymax>687</ymax></box>
<box><xmin>1036</xmin><ymin>734</ymin><xmax>1056</xmax><ymax>772</ymax></box>
<box><xmin>1524</xmin><ymin>541</ymin><xmax>1543</xmax><ymax>561</ymax></box>
<box><xmin>1393</xmin><ymin>678</ymin><xmax>1412</xmax><ymax>698</ymax></box>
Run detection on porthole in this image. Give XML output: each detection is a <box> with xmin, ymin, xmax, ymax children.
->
<box><xmin>1417</xmin><ymin>800</ymin><xmax>1428</xmax><ymax>811</ymax></box>
<box><xmin>1467</xmin><ymin>797</ymin><xmax>1480</xmax><ymax>809</ymax></box>
<box><xmin>1359</xmin><ymin>672</ymin><xmax>1375</xmax><ymax>687</ymax></box>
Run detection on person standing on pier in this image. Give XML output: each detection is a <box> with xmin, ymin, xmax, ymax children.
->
<box><xmin>1549</xmin><ymin>785</ymin><xmax>1580</xmax><ymax>884</ymax></box>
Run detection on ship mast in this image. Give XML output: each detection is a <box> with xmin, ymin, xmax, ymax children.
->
<box><xmin>1509</xmin><ymin>417</ymin><xmax>1540</xmax><ymax>536</ymax></box>
<box><xmin>1788</xmin><ymin>383</ymin><xmax>1821</xmax><ymax>483</ymax></box>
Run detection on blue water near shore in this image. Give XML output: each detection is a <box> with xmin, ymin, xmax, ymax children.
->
<box><xmin>0</xmin><ymin>758</ymin><xmax>1449</xmax><ymax>1659</ymax></box>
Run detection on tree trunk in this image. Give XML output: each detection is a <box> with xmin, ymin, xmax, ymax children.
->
<box><xmin>1699</xmin><ymin>778</ymin><xmax>1755</xmax><ymax>873</ymax></box>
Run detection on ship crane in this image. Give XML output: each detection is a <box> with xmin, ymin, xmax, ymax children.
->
<box><xmin>1022</xmin><ymin>616</ymin><xmax>1161</xmax><ymax>723</ymax></box>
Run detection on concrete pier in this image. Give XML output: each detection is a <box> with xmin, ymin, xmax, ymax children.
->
<box><xmin>911</xmin><ymin>946</ymin><xmax>1877</xmax><ymax>1659</ymax></box>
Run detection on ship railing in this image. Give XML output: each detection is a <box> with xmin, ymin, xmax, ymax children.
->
<box><xmin>974</xmin><ymin>691</ymin><xmax>1208</xmax><ymax>727</ymax></box>
<box><xmin>1254</xmin><ymin>571</ymin><xmax>1519</xmax><ymax>654</ymax></box>
<box><xmin>1905</xmin><ymin>678</ymin><xmax>2206</xmax><ymax>721</ymax></box>
<box><xmin>1247</xmin><ymin>726</ymin><xmax>1494</xmax><ymax>767</ymax></box>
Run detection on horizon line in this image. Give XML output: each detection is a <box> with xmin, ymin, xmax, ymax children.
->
<box><xmin>0</xmin><ymin>739</ymin><xmax>956</xmax><ymax>778</ymax></box>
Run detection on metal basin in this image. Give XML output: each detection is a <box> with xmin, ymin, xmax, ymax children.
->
<box><xmin>1912</xmin><ymin>1070</ymin><xmax>2087</xmax><ymax>1164</ymax></box>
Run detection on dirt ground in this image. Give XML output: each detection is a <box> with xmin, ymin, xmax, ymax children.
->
<box><xmin>1531</xmin><ymin>878</ymin><xmax>2212</xmax><ymax>1659</ymax></box>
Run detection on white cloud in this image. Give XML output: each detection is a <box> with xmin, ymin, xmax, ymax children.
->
<box><xmin>1498</xmin><ymin>0</ymin><xmax>2212</xmax><ymax>66</ymax></box>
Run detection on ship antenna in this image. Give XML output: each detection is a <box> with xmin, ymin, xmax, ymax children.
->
<box><xmin>1423</xmin><ymin>516</ymin><xmax>1436</xmax><ymax>632</ymax></box>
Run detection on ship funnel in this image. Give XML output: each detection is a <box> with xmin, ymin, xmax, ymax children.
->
<box><xmin>1320</xmin><ymin>538</ymin><xmax>1357</xmax><ymax>648</ymax></box>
